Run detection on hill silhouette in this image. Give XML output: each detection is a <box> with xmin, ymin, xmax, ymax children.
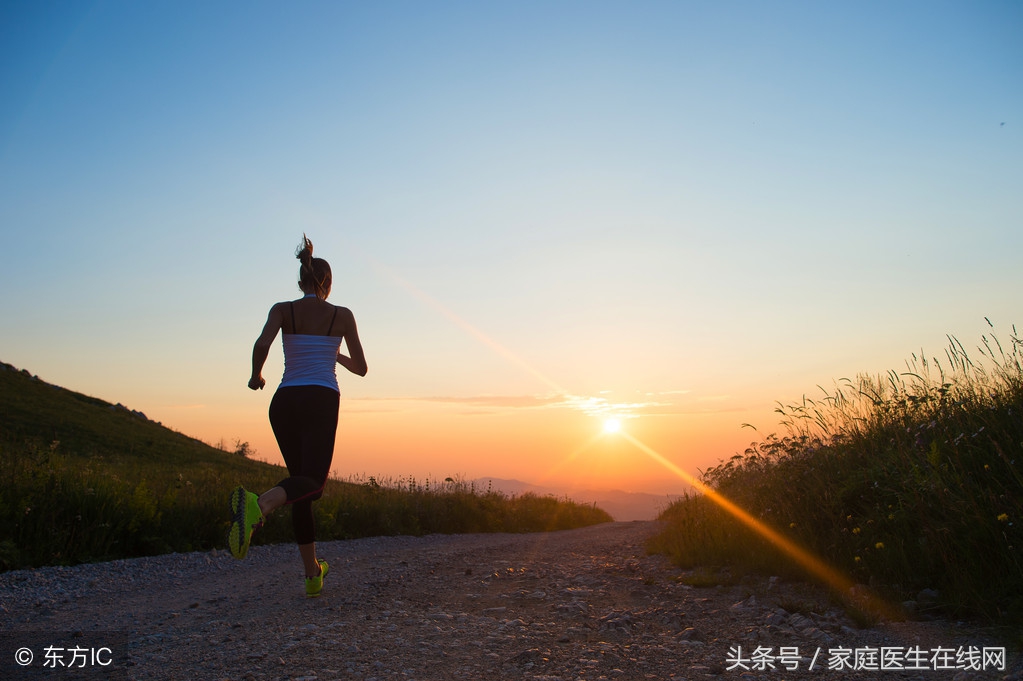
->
<box><xmin>0</xmin><ymin>361</ymin><xmax>274</xmax><ymax>476</ymax></box>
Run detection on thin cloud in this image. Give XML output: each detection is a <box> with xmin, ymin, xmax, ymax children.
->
<box><xmin>346</xmin><ymin>389</ymin><xmax>738</xmax><ymax>417</ymax></box>
<box><xmin>353</xmin><ymin>394</ymin><xmax>563</xmax><ymax>409</ymax></box>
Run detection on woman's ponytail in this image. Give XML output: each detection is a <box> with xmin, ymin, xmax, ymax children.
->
<box><xmin>295</xmin><ymin>234</ymin><xmax>332</xmax><ymax>299</ymax></box>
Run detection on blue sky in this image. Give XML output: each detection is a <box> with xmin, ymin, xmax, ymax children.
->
<box><xmin>1</xmin><ymin>1</ymin><xmax>1020</xmax><ymax>492</ymax></box>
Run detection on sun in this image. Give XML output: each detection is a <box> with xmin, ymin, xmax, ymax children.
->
<box><xmin>602</xmin><ymin>417</ymin><xmax>621</xmax><ymax>434</ymax></box>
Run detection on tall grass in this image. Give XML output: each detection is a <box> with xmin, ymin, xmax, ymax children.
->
<box><xmin>0</xmin><ymin>448</ymin><xmax>610</xmax><ymax>570</ymax></box>
<box><xmin>651</xmin><ymin>323</ymin><xmax>1023</xmax><ymax>622</ymax></box>
<box><xmin>0</xmin><ymin>364</ymin><xmax>611</xmax><ymax>571</ymax></box>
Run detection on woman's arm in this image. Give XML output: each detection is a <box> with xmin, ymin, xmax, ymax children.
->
<box><xmin>249</xmin><ymin>304</ymin><xmax>285</xmax><ymax>390</ymax></box>
<box><xmin>336</xmin><ymin>308</ymin><xmax>367</xmax><ymax>377</ymax></box>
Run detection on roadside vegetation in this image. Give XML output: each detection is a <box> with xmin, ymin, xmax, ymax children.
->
<box><xmin>651</xmin><ymin>323</ymin><xmax>1023</xmax><ymax>623</ymax></box>
<box><xmin>0</xmin><ymin>363</ymin><xmax>610</xmax><ymax>571</ymax></box>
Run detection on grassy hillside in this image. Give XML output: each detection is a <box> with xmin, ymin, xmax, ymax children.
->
<box><xmin>0</xmin><ymin>363</ymin><xmax>610</xmax><ymax>570</ymax></box>
<box><xmin>650</xmin><ymin>326</ymin><xmax>1023</xmax><ymax>624</ymax></box>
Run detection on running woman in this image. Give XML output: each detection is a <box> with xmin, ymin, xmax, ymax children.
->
<box><xmin>230</xmin><ymin>235</ymin><xmax>367</xmax><ymax>597</ymax></box>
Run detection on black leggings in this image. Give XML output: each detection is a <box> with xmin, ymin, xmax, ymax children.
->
<box><xmin>269</xmin><ymin>386</ymin><xmax>339</xmax><ymax>545</ymax></box>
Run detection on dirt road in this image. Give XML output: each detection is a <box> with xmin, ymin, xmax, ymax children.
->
<box><xmin>1</xmin><ymin>522</ymin><xmax>1017</xmax><ymax>680</ymax></box>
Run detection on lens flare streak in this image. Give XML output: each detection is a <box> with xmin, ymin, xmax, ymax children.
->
<box><xmin>383</xmin><ymin>268</ymin><xmax>567</xmax><ymax>396</ymax></box>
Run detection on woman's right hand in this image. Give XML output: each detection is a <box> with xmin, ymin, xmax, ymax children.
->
<box><xmin>248</xmin><ymin>375</ymin><xmax>266</xmax><ymax>391</ymax></box>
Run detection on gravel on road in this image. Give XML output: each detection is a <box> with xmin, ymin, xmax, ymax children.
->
<box><xmin>1</xmin><ymin>522</ymin><xmax>1019</xmax><ymax>681</ymax></box>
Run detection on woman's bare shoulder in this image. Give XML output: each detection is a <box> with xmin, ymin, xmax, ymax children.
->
<box><xmin>265</xmin><ymin>301</ymin><xmax>293</xmax><ymax>319</ymax></box>
<box><xmin>331</xmin><ymin>305</ymin><xmax>358</xmax><ymax>331</ymax></box>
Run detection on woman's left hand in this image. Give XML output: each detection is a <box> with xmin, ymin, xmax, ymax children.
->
<box><xmin>248</xmin><ymin>376</ymin><xmax>266</xmax><ymax>390</ymax></box>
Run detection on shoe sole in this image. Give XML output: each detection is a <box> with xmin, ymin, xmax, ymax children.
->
<box><xmin>228</xmin><ymin>486</ymin><xmax>250</xmax><ymax>559</ymax></box>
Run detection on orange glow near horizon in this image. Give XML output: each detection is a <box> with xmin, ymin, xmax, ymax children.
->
<box><xmin>533</xmin><ymin>429</ymin><xmax>606</xmax><ymax>487</ymax></box>
<box><xmin>290</xmin><ymin>259</ymin><xmax>757</xmax><ymax>495</ymax></box>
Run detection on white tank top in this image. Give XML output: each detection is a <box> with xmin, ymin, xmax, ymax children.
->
<box><xmin>278</xmin><ymin>298</ymin><xmax>343</xmax><ymax>392</ymax></box>
<box><xmin>280</xmin><ymin>335</ymin><xmax>343</xmax><ymax>391</ymax></box>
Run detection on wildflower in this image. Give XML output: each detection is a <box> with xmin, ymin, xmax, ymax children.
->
<box><xmin>888</xmin><ymin>513</ymin><xmax>895</xmax><ymax>520</ymax></box>
<box><xmin>875</xmin><ymin>542</ymin><xmax>885</xmax><ymax>550</ymax></box>
<box><xmin>984</xmin><ymin>464</ymin><xmax>990</xmax><ymax>470</ymax></box>
<box><xmin>789</xmin><ymin>522</ymin><xmax>797</xmax><ymax>529</ymax></box>
<box><xmin>854</xmin><ymin>556</ymin><xmax>861</xmax><ymax>563</ymax></box>
<box><xmin>852</xmin><ymin>527</ymin><xmax>861</xmax><ymax>535</ymax></box>
<box><xmin>998</xmin><ymin>514</ymin><xmax>1010</xmax><ymax>523</ymax></box>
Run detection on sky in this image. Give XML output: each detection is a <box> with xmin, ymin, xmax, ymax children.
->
<box><xmin>1</xmin><ymin>1</ymin><xmax>1020</xmax><ymax>495</ymax></box>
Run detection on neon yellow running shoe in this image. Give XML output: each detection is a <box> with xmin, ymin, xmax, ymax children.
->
<box><xmin>228</xmin><ymin>486</ymin><xmax>263</xmax><ymax>559</ymax></box>
<box><xmin>305</xmin><ymin>559</ymin><xmax>329</xmax><ymax>598</ymax></box>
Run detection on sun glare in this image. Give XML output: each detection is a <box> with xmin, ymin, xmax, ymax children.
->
<box><xmin>603</xmin><ymin>418</ymin><xmax>621</xmax><ymax>434</ymax></box>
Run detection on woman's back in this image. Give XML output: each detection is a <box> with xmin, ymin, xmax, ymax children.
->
<box><xmin>280</xmin><ymin>297</ymin><xmax>348</xmax><ymax>390</ymax></box>
<box><xmin>285</xmin><ymin>297</ymin><xmax>346</xmax><ymax>337</ymax></box>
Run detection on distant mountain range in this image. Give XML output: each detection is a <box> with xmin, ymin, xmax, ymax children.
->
<box><xmin>473</xmin><ymin>477</ymin><xmax>685</xmax><ymax>521</ymax></box>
